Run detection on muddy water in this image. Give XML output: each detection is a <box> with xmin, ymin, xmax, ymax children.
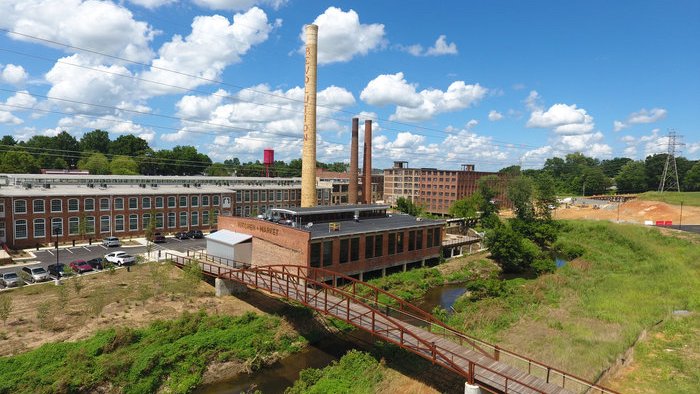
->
<box><xmin>416</xmin><ymin>284</ymin><xmax>468</xmax><ymax>314</ymax></box>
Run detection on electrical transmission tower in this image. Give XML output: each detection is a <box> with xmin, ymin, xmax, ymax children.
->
<box><xmin>658</xmin><ymin>129</ymin><xmax>684</xmax><ymax>193</ymax></box>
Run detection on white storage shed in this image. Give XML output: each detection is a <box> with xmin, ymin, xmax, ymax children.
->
<box><xmin>205</xmin><ymin>229</ymin><xmax>253</xmax><ymax>266</ymax></box>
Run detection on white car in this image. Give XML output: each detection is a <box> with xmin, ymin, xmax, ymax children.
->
<box><xmin>102</xmin><ymin>236</ymin><xmax>121</xmax><ymax>247</ymax></box>
<box><xmin>104</xmin><ymin>251</ymin><xmax>136</xmax><ymax>266</ymax></box>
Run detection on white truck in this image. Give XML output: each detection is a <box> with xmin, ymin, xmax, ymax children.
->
<box><xmin>104</xmin><ymin>251</ymin><xmax>136</xmax><ymax>266</ymax></box>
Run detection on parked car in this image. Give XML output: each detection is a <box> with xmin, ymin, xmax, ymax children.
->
<box><xmin>150</xmin><ymin>232</ymin><xmax>166</xmax><ymax>243</ymax></box>
<box><xmin>69</xmin><ymin>259</ymin><xmax>93</xmax><ymax>274</ymax></box>
<box><xmin>187</xmin><ymin>230</ymin><xmax>204</xmax><ymax>239</ymax></box>
<box><xmin>174</xmin><ymin>232</ymin><xmax>189</xmax><ymax>240</ymax></box>
<box><xmin>104</xmin><ymin>251</ymin><xmax>136</xmax><ymax>266</ymax></box>
<box><xmin>102</xmin><ymin>236</ymin><xmax>121</xmax><ymax>247</ymax></box>
<box><xmin>86</xmin><ymin>257</ymin><xmax>104</xmax><ymax>270</ymax></box>
<box><xmin>0</xmin><ymin>272</ymin><xmax>21</xmax><ymax>287</ymax></box>
<box><xmin>21</xmin><ymin>266</ymin><xmax>50</xmax><ymax>283</ymax></box>
<box><xmin>47</xmin><ymin>263</ymin><xmax>72</xmax><ymax>279</ymax></box>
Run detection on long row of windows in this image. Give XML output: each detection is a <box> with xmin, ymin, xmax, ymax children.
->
<box><xmin>13</xmin><ymin>210</ymin><xmax>219</xmax><ymax>240</ymax></box>
<box><xmin>13</xmin><ymin>195</ymin><xmax>222</xmax><ymax>215</ymax></box>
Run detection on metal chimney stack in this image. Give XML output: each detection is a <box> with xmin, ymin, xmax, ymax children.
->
<box><xmin>301</xmin><ymin>24</ymin><xmax>318</xmax><ymax>207</ymax></box>
<box><xmin>363</xmin><ymin>119</ymin><xmax>372</xmax><ymax>204</ymax></box>
<box><xmin>349</xmin><ymin>118</ymin><xmax>359</xmax><ymax>204</ymax></box>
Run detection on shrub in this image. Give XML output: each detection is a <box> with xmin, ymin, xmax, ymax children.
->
<box><xmin>531</xmin><ymin>258</ymin><xmax>556</xmax><ymax>274</ymax></box>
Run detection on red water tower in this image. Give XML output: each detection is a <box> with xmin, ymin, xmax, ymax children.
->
<box><xmin>263</xmin><ymin>148</ymin><xmax>274</xmax><ymax>177</ymax></box>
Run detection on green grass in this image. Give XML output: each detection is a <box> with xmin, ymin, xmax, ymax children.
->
<box><xmin>638</xmin><ymin>191</ymin><xmax>700</xmax><ymax>206</ymax></box>
<box><xmin>0</xmin><ymin>311</ymin><xmax>306</xmax><ymax>394</ymax></box>
<box><xmin>444</xmin><ymin>220</ymin><xmax>700</xmax><ymax>381</ymax></box>
<box><xmin>285</xmin><ymin>350</ymin><xmax>383</xmax><ymax>394</ymax></box>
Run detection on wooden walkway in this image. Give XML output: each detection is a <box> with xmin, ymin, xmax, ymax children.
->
<box><xmin>167</xmin><ymin>254</ymin><xmax>617</xmax><ymax>394</ymax></box>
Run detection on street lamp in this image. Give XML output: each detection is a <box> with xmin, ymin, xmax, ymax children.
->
<box><xmin>53</xmin><ymin>225</ymin><xmax>60</xmax><ymax>267</ymax></box>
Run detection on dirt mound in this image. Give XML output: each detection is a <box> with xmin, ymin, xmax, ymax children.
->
<box><xmin>554</xmin><ymin>199</ymin><xmax>700</xmax><ymax>225</ymax></box>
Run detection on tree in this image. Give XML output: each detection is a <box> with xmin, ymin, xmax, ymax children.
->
<box><xmin>78</xmin><ymin>152</ymin><xmax>110</xmax><ymax>175</ymax></box>
<box><xmin>486</xmin><ymin>223</ymin><xmax>540</xmax><ymax>273</ymax></box>
<box><xmin>204</xmin><ymin>163</ymin><xmax>230</xmax><ymax>176</ymax></box>
<box><xmin>533</xmin><ymin>173</ymin><xmax>558</xmax><ymax>220</ymax></box>
<box><xmin>109</xmin><ymin>134</ymin><xmax>150</xmax><ymax>157</ymax></box>
<box><xmin>600</xmin><ymin>157</ymin><xmax>633</xmax><ymax>178</ymax></box>
<box><xmin>395</xmin><ymin>197</ymin><xmax>424</xmax><ymax>217</ymax></box>
<box><xmin>616</xmin><ymin>161</ymin><xmax>647</xmax><ymax>193</ymax></box>
<box><xmin>684</xmin><ymin>161</ymin><xmax>700</xmax><ymax>191</ymax></box>
<box><xmin>581</xmin><ymin>167</ymin><xmax>611</xmax><ymax>195</ymax></box>
<box><xmin>53</xmin><ymin>131</ymin><xmax>80</xmax><ymax>166</ymax></box>
<box><xmin>0</xmin><ymin>136</ymin><xmax>17</xmax><ymax>146</ymax></box>
<box><xmin>110</xmin><ymin>155</ymin><xmax>139</xmax><ymax>175</ymax></box>
<box><xmin>644</xmin><ymin>154</ymin><xmax>667</xmax><ymax>191</ymax></box>
<box><xmin>0</xmin><ymin>150</ymin><xmax>40</xmax><ymax>173</ymax></box>
<box><xmin>80</xmin><ymin>129</ymin><xmax>111</xmax><ymax>153</ymax></box>
<box><xmin>498</xmin><ymin>165</ymin><xmax>521</xmax><ymax>176</ymax></box>
<box><xmin>507</xmin><ymin>176</ymin><xmax>535</xmax><ymax>221</ymax></box>
<box><xmin>449</xmin><ymin>193</ymin><xmax>482</xmax><ymax>219</ymax></box>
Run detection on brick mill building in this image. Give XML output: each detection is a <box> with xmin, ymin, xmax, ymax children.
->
<box><xmin>217</xmin><ymin>204</ymin><xmax>443</xmax><ymax>280</ymax></box>
<box><xmin>0</xmin><ymin>174</ymin><xmax>331</xmax><ymax>249</ymax></box>
<box><xmin>383</xmin><ymin>161</ymin><xmax>509</xmax><ymax>216</ymax></box>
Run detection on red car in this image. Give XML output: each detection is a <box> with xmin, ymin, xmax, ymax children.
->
<box><xmin>69</xmin><ymin>259</ymin><xmax>94</xmax><ymax>274</ymax></box>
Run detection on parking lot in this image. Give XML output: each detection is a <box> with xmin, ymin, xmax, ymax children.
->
<box><xmin>0</xmin><ymin>236</ymin><xmax>207</xmax><ymax>284</ymax></box>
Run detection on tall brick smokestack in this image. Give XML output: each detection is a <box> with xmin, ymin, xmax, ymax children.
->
<box><xmin>349</xmin><ymin>118</ymin><xmax>359</xmax><ymax>204</ymax></box>
<box><xmin>363</xmin><ymin>119</ymin><xmax>372</xmax><ymax>204</ymax></box>
<box><xmin>301</xmin><ymin>24</ymin><xmax>318</xmax><ymax>207</ymax></box>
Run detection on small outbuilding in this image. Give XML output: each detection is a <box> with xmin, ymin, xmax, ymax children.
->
<box><xmin>205</xmin><ymin>229</ymin><xmax>252</xmax><ymax>266</ymax></box>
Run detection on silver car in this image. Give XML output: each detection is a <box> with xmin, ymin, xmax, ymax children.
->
<box><xmin>0</xmin><ymin>272</ymin><xmax>21</xmax><ymax>287</ymax></box>
<box><xmin>102</xmin><ymin>236</ymin><xmax>121</xmax><ymax>247</ymax></box>
<box><xmin>21</xmin><ymin>266</ymin><xmax>50</xmax><ymax>283</ymax></box>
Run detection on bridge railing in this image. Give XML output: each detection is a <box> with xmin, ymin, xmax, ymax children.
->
<box><xmin>164</xmin><ymin>254</ymin><xmax>618</xmax><ymax>394</ymax></box>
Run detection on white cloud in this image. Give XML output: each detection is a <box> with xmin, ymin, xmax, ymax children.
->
<box><xmin>613</xmin><ymin>107</ymin><xmax>667</xmax><ymax>131</ymax></box>
<box><xmin>527</xmin><ymin>103</ymin><xmax>595</xmax><ymax>134</ymax></box>
<box><xmin>488</xmin><ymin>110</ymin><xmax>503</xmax><ymax>121</ymax></box>
<box><xmin>0</xmin><ymin>0</ymin><xmax>156</xmax><ymax>63</ymax></box>
<box><xmin>1</xmin><ymin>64</ymin><xmax>28</xmax><ymax>85</ymax></box>
<box><xmin>141</xmin><ymin>7</ymin><xmax>274</xmax><ymax>94</ymax></box>
<box><xmin>524</xmin><ymin>90</ymin><xmax>542</xmax><ymax>111</ymax></box>
<box><xmin>0</xmin><ymin>111</ymin><xmax>22</xmax><ymax>125</ymax></box>
<box><xmin>402</xmin><ymin>35</ymin><xmax>458</xmax><ymax>57</ymax></box>
<box><xmin>392</xmin><ymin>81</ymin><xmax>488</xmax><ymax>122</ymax></box>
<box><xmin>465</xmin><ymin>119</ymin><xmax>478</xmax><ymax>130</ymax></box>
<box><xmin>521</xmin><ymin>132</ymin><xmax>612</xmax><ymax>167</ymax></box>
<box><xmin>360</xmin><ymin>72</ymin><xmax>422</xmax><ymax>107</ymax></box>
<box><xmin>127</xmin><ymin>0</ymin><xmax>176</xmax><ymax>8</ymax></box>
<box><xmin>425</xmin><ymin>35</ymin><xmax>458</xmax><ymax>56</ymax></box>
<box><xmin>302</xmin><ymin>7</ymin><xmax>386</xmax><ymax>65</ymax></box>
<box><xmin>0</xmin><ymin>90</ymin><xmax>38</xmax><ymax>125</ymax></box>
<box><xmin>193</xmin><ymin>0</ymin><xmax>287</xmax><ymax>11</ymax></box>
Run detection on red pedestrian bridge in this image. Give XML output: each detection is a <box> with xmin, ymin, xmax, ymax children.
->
<box><xmin>166</xmin><ymin>253</ymin><xmax>618</xmax><ymax>394</ymax></box>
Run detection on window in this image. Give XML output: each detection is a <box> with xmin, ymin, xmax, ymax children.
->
<box><xmin>155</xmin><ymin>197</ymin><xmax>164</xmax><ymax>209</ymax></box>
<box><xmin>388</xmin><ymin>233</ymin><xmax>396</xmax><ymax>255</ymax></box>
<box><xmin>339</xmin><ymin>239</ymin><xmax>349</xmax><ymax>264</ymax></box>
<box><xmin>86</xmin><ymin>217</ymin><xmax>95</xmax><ymax>234</ymax></box>
<box><xmin>33</xmin><ymin>219</ymin><xmax>45</xmax><ymax>238</ymax></box>
<box><xmin>168</xmin><ymin>212</ymin><xmax>176</xmax><ymax>228</ymax></box>
<box><xmin>213</xmin><ymin>210</ymin><xmax>219</xmax><ymax>225</ymax></box>
<box><xmin>374</xmin><ymin>235</ymin><xmax>383</xmax><ymax>257</ymax></box>
<box><xmin>179</xmin><ymin>196</ymin><xmax>187</xmax><ymax>207</ymax></box>
<box><xmin>236</xmin><ymin>192</ymin><xmax>242</xmax><ymax>203</ymax></box>
<box><xmin>191</xmin><ymin>196</ymin><xmax>198</xmax><ymax>207</ymax></box>
<box><xmin>68</xmin><ymin>199</ymin><xmax>79</xmax><ymax>212</ymax></box>
<box><xmin>350</xmin><ymin>237</ymin><xmax>359</xmax><ymax>261</ymax></box>
<box><xmin>129</xmin><ymin>197</ymin><xmax>138</xmax><ymax>209</ymax></box>
<box><xmin>244</xmin><ymin>191</ymin><xmax>250</xmax><ymax>202</ymax></box>
<box><xmin>51</xmin><ymin>218</ymin><xmax>63</xmax><ymax>237</ymax></box>
<box><xmin>433</xmin><ymin>227</ymin><xmax>441</xmax><ymax>247</ymax></box>
<box><xmin>235</xmin><ymin>207</ymin><xmax>242</xmax><ymax>216</ymax></box>
<box><xmin>365</xmin><ymin>235</ymin><xmax>374</xmax><ymax>259</ymax></box>
<box><xmin>260</xmin><ymin>191</ymin><xmax>266</xmax><ymax>202</ymax></box>
<box><xmin>202</xmin><ymin>210</ymin><xmax>209</xmax><ymax>225</ymax></box>
<box><xmin>115</xmin><ymin>215</ymin><xmax>125</xmax><ymax>232</ymax></box>
<box><xmin>213</xmin><ymin>195</ymin><xmax>220</xmax><ymax>206</ymax></box>
<box><xmin>252</xmin><ymin>191</ymin><xmax>258</xmax><ymax>202</ymax></box>
<box><xmin>408</xmin><ymin>231</ymin><xmax>415</xmax><ymax>251</ymax></box>
<box><xmin>69</xmin><ymin>217</ymin><xmax>79</xmax><ymax>235</ymax></box>
<box><xmin>129</xmin><ymin>214</ymin><xmax>138</xmax><ymax>231</ymax></box>
<box><xmin>100</xmin><ymin>198</ymin><xmax>110</xmax><ymax>211</ymax></box>
<box><xmin>310</xmin><ymin>243</ymin><xmax>321</xmax><ymax>268</ymax></box>
<box><xmin>202</xmin><ymin>195</ymin><xmax>209</xmax><ymax>206</ymax></box>
<box><xmin>155</xmin><ymin>213</ymin><xmax>164</xmax><ymax>229</ymax></box>
<box><xmin>167</xmin><ymin>196</ymin><xmax>176</xmax><ymax>208</ymax></box>
<box><xmin>142</xmin><ymin>197</ymin><xmax>151</xmax><ymax>209</ymax></box>
<box><xmin>85</xmin><ymin>198</ymin><xmax>95</xmax><ymax>211</ymax></box>
<box><xmin>100</xmin><ymin>216</ymin><xmax>110</xmax><ymax>233</ymax></box>
<box><xmin>114</xmin><ymin>198</ymin><xmax>124</xmax><ymax>210</ymax></box>
<box><xmin>13</xmin><ymin>200</ymin><xmax>27</xmax><ymax>214</ymax></box>
<box><xmin>143</xmin><ymin>213</ymin><xmax>151</xmax><ymax>229</ymax></box>
<box><xmin>51</xmin><ymin>199</ymin><xmax>62</xmax><ymax>213</ymax></box>
<box><xmin>322</xmin><ymin>240</ymin><xmax>333</xmax><ymax>267</ymax></box>
<box><xmin>191</xmin><ymin>211</ymin><xmax>199</xmax><ymax>226</ymax></box>
<box><xmin>416</xmin><ymin>230</ymin><xmax>423</xmax><ymax>250</ymax></box>
<box><xmin>33</xmin><ymin>199</ymin><xmax>45</xmax><ymax>214</ymax></box>
<box><xmin>427</xmin><ymin>229</ymin><xmax>433</xmax><ymax>248</ymax></box>
<box><xmin>179</xmin><ymin>212</ymin><xmax>187</xmax><ymax>227</ymax></box>
<box><xmin>14</xmin><ymin>220</ymin><xmax>27</xmax><ymax>239</ymax></box>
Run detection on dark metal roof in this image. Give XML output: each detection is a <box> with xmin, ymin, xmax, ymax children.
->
<box><xmin>271</xmin><ymin>204</ymin><xmax>389</xmax><ymax>216</ymax></box>
<box><xmin>306</xmin><ymin>214</ymin><xmax>444</xmax><ymax>239</ymax></box>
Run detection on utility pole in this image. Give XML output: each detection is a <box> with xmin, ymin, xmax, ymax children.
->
<box><xmin>679</xmin><ymin>201</ymin><xmax>683</xmax><ymax>229</ymax></box>
<box><xmin>658</xmin><ymin>129</ymin><xmax>684</xmax><ymax>193</ymax></box>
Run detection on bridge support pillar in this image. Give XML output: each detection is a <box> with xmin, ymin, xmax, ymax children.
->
<box><xmin>215</xmin><ymin>278</ymin><xmax>247</xmax><ymax>297</ymax></box>
<box><xmin>464</xmin><ymin>382</ymin><xmax>481</xmax><ymax>394</ymax></box>
<box><xmin>402</xmin><ymin>263</ymin><xmax>407</xmax><ymax>272</ymax></box>
<box><xmin>359</xmin><ymin>271</ymin><xmax>364</xmax><ymax>281</ymax></box>
<box><xmin>381</xmin><ymin>267</ymin><xmax>386</xmax><ymax>277</ymax></box>
<box><xmin>421</xmin><ymin>259</ymin><xmax>426</xmax><ymax>268</ymax></box>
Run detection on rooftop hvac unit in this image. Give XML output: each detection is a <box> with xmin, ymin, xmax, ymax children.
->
<box><xmin>100</xmin><ymin>183</ymin><xmax>108</xmax><ymax>188</ymax></box>
<box><xmin>139</xmin><ymin>184</ymin><xmax>146</xmax><ymax>188</ymax></box>
<box><xmin>184</xmin><ymin>183</ymin><xmax>190</xmax><ymax>188</ymax></box>
<box><xmin>151</xmin><ymin>184</ymin><xmax>158</xmax><ymax>188</ymax></box>
<box><xmin>43</xmin><ymin>183</ymin><xmax>51</xmax><ymax>189</ymax></box>
<box><xmin>87</xmin><ymin>183</ymin><xmax>95</xmax><ymax>188</ymax></box>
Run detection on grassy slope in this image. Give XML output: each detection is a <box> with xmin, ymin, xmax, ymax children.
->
<box><xmin>0</xmin><ymin>311</ymin><xmax>306</xmax><ymax>394</ymax></box>
<box><xmin>445</xmin><ymin>221</ymin><xmax>700</xmax><ymax>382</ymax></box>
<box><xmin>285</xmin><ymin>350</ymin><xmax>383</xmax><ymax>394</ymax></box>
<box><xmin>638</xmin><ymin>191</ymin><xmax>700</xmax><ymax>207</ymax></box>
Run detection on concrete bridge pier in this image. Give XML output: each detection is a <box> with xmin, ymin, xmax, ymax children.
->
<box><xmin>464</xmin><ymin>382</ymin><xmax>481</xmax><ymax>394</ymax></box>
<box><xmin>215</xmin><ymin>278</ymin><xmax>248</xmax><ymax>297</ymax></box>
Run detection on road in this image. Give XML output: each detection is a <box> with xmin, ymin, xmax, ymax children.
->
<box><xmin>1</xmin><ymin>237</ymin><xmax>207</xmax><ymax>276</ymax></box>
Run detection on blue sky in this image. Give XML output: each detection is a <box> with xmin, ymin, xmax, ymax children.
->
<box><xmin>0</xmin><ymin>0</ymin><xmax>698</xmax><ymax>171</ymax></box>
